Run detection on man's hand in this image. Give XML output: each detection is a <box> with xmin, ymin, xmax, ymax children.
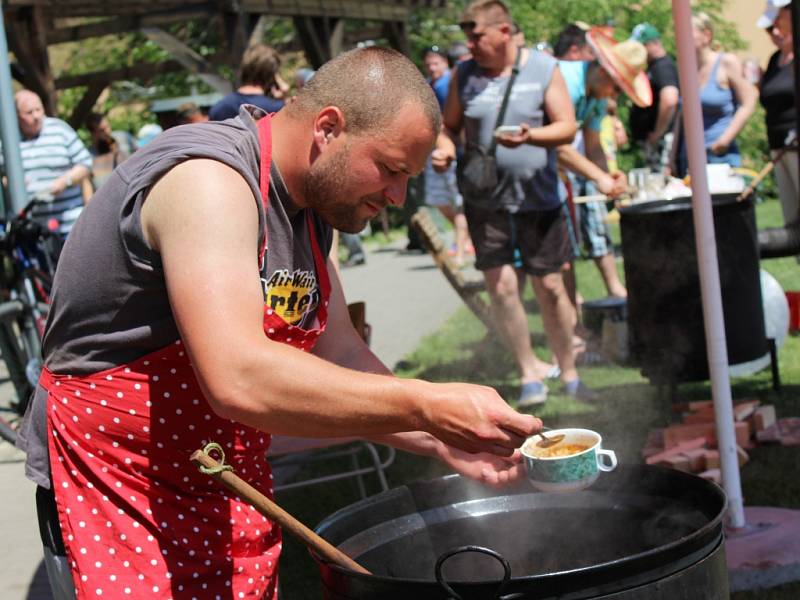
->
<box><xmin>420</xmin><ymin>381</ymin><xmax>542</xmax><ymax>456</ymax></box>
<box><xmin>437</xmin><ymin>444</ymin><xmax>527</xmax><ymax>487</ymax></box>
<box><xmin>49</xmin><ymin>175</ymin><xmax>70</xmax><ymax>196</ymax></box>
<box><xmin>431</xmin><ymin>148</ymin><xmax>454</xmax><ymax>173</ymax></box>
<box><xmin>495</xmin><ymin>123</ymin><xmax>531</xmax><ymax>148</ymax></box>
<box><xmin>709</xmin><ymin>138</ymin><xmax>731</xmax><ymax>156</ymax></box>
<box><xmin>596</xmin><ymin>171</ymin><xmax>628</xmax><ymax>198</ymax></box>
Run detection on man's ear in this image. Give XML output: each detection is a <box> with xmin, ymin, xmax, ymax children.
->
<box><xmin>313</xmin><ymin>106</ymin><xmax>346</xmax><ymax>149</ymax></box>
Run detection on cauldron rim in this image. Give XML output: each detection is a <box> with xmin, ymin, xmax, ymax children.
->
<box><xmin>312</xmin><ymin>465</ymin><xmax>727</xmax><ymax>592</ymax></box>
<box><xmin>618</xmin><ymin>193</ymin><xmax>747</xmax><ymax>217</ymax></box>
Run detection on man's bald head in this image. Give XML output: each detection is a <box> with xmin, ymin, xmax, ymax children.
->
<box><xmin>15</xmin><ymin>90</ymin><xmax>45</xmax><ymax>139</ymax></box>
<box><xmin>286</xmin><ymin>47</ymin><xmax>441</xmax><ymax>138</ymax></box>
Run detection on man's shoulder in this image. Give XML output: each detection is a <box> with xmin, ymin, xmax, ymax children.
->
<box><xmin>649</xmin><ymin>55</ymin><xmax>679</xmax><ymax>87</ymax></box>
<box><xmin>650</xmin><ymin>55</ymin><xmax>678</xmax><ymax>75</ymax></box>
<box><xmin>42</xmin><ymin>116</ymin><xmax>78</xmax><ymax>135</ymax></box>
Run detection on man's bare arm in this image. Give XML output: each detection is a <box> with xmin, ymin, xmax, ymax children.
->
<box><xmin>505</xmin><ymin>67</ymin><xmax>577</xmax><ymax>148</ymax></box>
<box><xmin>141</xmin><ymin>159</ymin><xmax>538</xmax><ymax>455</ymax></box>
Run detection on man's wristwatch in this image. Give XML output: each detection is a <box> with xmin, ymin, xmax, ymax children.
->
<box><xmin>64</xmin><ymin>173</ymin><xmax>73</xmax><ymax>187</ymax></box>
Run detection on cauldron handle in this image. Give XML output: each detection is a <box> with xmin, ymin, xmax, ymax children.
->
<box><xmin>434</xmin><ymin>545</ymin><xmax>512</xmax><ymax>600</ymax></box>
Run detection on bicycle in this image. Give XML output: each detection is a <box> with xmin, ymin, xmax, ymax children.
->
<box><xmin>0</xmin><ymin>196</ymin><xmax>56</xmax><ymax>435</ymax></box>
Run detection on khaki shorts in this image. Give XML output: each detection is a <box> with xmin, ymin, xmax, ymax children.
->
<box><xmin>464</xmin><ymin>204</ymin><xmax>570</xmax><ymax>276</ymax></box>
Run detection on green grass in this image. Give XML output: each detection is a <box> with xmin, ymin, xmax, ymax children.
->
<box><xmin>276</xmin><ymin>196</ymin><xmax>800</xmax><ymax>598</ymax></box>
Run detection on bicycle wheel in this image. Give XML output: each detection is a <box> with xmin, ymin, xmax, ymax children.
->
<box><xmin>0</xmin><ymin>300</ymin><xmax>35</xmax><ymax>414</ymax></box>
<box><xmin>0</xmin><ymin>413</ymin><xmax>17</xmax><ymax>446</ymax></box>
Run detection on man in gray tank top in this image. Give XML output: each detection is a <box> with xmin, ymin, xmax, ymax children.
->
<box><xmin>18</xmin><ymin>47</ymin><xmax>542</xmax><ymax>599</ymax></box>
<box><xmin>434</xmin><ymin>0</ymin><xmax>596</xmax><ymax>407</ymax></box>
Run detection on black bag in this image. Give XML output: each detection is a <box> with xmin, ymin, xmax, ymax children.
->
<box><xmin>457</xmin><ymin>144</ymin><xmax>498</xmax><ymax>198</ymax></box>
<box><xmin>456</xmin><ymin>49</ymin><xmax>521</xmax><ymax>199</ymax></box>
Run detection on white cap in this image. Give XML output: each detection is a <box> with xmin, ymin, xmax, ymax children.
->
<box><xmin>757</xmin><ymin>0</ymin><xmax>792</xmax><ymax>29</ymax></box>
<box><xmin>137</xmin><ymin>123</ymin><xmax>163</xmax><ymax>147</ymax></box>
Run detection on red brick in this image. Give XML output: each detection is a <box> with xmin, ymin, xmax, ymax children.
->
<box><xmin>756</xmin><ymin>423</ymin><xmax>782</xmax><ymax>444</ymax></box>
<box><xmin>688</xmin><ymin>400</ymin><xmax>714</xmax><ymax>412</ymax></box>
<box><xmin>682</xmin><ymin>448</ymin><xmax>708</xmax><ymax>472</ymax></box>
<box><xmin>645</xmin><ymin>437</ymin><xmax>707</xmax><ymax>465</ymax></box>
<box><xmin>664</xmin><ymin>423</ymin><xmax>716</xmax><ymax>448</ymax></box>
<box><xmin>753</xmin><ymin>405</ymin><xmax>777</xmax><ymax>432</ymax></box>
<box><xmin>704</xmin><ymin>449</ymin><xmax>720</xmax><ymax>469</ymax></box>
<box><xmin>734</xmin><ymin>400</ymin><xmax>760</xmax><ymax>422</ymax></box>
<box><xmin>682</xmin><ymin>412</ymin><xmax>715</xmax><ymax>425</ymax></box>
<box><xmin>736</xmin><ymin>421</ymin><xmax>754</xmax><ymax>448</ymax></box>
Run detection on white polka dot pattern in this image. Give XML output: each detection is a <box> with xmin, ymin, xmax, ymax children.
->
<box><xmin>42</xmin><ymin>115</ymin><xmax>330</xmax><ymax>599</ymax></box>
<box><xmin>42</xmin><ymin>334</ymin><xmax>326</xmax><ymax>599</ymax></box>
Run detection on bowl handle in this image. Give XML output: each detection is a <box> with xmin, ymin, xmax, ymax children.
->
<box><xmin>435</xmin><ymin>545</ymin><xmax>511</xmax><ymax>599</ymax></box>
<box><xmin>597</xmin><ymin>448</ymin><xmax>618</xmax><ymax>472</ymax></box>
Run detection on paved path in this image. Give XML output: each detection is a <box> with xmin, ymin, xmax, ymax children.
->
<box><xmin>339</xmin><ymin>237</ymin><xmax>464</xmax><ymax>369</ymax></box>
<box><xmin>0</xmin><ymin>233</ymin><xmax>465</xmax><ymax>599</ymax></box>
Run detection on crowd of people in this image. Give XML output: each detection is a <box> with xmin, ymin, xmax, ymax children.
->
<box><xmin>5</xmin><ymin>0</ymin><xmax>799</xmax><ymax>597</ymax></box>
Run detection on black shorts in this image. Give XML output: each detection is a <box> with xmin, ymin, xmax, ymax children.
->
<box><xmin>464</xmin><ymin>204</ymin><xmax>570</xmax><ymax>276</ymax></box>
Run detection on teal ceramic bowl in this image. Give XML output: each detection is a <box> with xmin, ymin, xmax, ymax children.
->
<box><xmin>521</xmin><ymin>428</ymin><xmax>617</xmax><ymax>493</ymax></box>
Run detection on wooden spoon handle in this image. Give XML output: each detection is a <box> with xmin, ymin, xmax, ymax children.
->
<box><xmin>190</xmin><ymin>449</ymin><xmax>371</xmax><ymax>575</ymax></box>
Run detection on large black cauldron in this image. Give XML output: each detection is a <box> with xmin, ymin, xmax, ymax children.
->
<box><xmin>620</xmin><ymin>194</ymin><xmax>767</xmax><ymax>383</ymax></box>
<box><xmin>312</xmin><ymin>466</ymin><xmax>728</xmax><ymax>599</ymax></box>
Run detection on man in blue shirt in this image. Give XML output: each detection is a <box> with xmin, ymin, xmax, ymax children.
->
<box><xmin>209</xmin><ymin>44</ymin><xmax>285</xmax><ymax>121</ymax></box>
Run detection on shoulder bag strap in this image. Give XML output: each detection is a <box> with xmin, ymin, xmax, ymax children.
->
<box><xmin>487</xmin><ymin>47</ymin><xmax>522</xmax><ymax>157</ymax></box>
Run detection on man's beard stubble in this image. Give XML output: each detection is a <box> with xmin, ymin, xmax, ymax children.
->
<box><xmin>302</xmin><ymin>143</ymin><xmax>380</xmax><ymax>233</ymax></box>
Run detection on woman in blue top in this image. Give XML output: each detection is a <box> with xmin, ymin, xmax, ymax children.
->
<box><xmin>676</xmin><ymin>12</ymin><xmax>757</xmax><ymax>174</ymax></box>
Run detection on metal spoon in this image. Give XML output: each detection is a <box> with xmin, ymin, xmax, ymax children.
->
<box><xmin>535</xmin><ymin>430</ymin><xmax>565</xmax><ymax>449</ymax></box>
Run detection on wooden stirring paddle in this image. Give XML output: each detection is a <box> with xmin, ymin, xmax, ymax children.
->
<box><xmin>190</xmin><ymin>446</ymin><xmax>371</xmax><ymax>575</ymax></box>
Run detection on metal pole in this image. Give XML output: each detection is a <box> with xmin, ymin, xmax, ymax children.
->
<box><xmin>672</xmin><ymin>0</ymin><xmax>745</xmax><ymax>528</ymax></box>
<box><xmin>792</xmin><ymin>1</ymin><xmax>800</xmax><ymax>177</ymax></box>
<box><xmin>0</xmin><ymin>1</ymin><xmax>29</xmax><ymax>215</ymax></box>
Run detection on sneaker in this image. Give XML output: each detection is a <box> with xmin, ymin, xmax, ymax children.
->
<box><xmin>343</xmin><ymin>253</ymin><xmax>366</xmax><ymax>267</ymax></box>
<box><xmin>518</xmin><ymin>381</ymin><xmax>548</xmax><ymax>408</ymax></box>
<box><xmin>563</xmin><ymin>379</ymin><xmax>599</xmax><ymax>401</ymax></box>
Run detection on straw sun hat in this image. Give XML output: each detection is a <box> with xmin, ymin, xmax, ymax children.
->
<box><xmin>586</xmin><ymin>27</ymin><xmax>653</xmax><ymax>108</ymax></box>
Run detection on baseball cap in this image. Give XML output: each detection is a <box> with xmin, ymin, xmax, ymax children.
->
<box><xmin>631</xmin><ymin>23</ymin><xmax>661</xmax><ymax>44</ymax></box>
<box><xmin>137</xmin><ymin>123</ymin><xmax>163</xmax><ymax>147</ymax></box>
<box><xmin>757</xmin><ymin>0</ymin><xmax>792</xmax><ymax>29</ymax></box>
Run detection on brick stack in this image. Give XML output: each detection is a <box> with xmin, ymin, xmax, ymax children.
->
<box><xmin>641</xmin><ymin>399</ymin><xmax>778</xmax><ymax>484</ymax></box>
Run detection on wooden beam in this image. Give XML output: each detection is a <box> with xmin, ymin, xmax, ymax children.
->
<box><xmin>292</xmin><ymin>15</ymin><xmax>327</xmax><ymax>70</ymax></box>
<box><xmin>54</xmin><ymin>60</ymin><xmax>187</xmax><ymax>89</ymax></box>
<box><xmin>141</xmin><ymin>27</ymin><xmax>232</xmax><ymax>94</ymax></box>
<box><xmin>242</xmin><ymin>0</ymin><xmax>412</xmax><ymax>21</ymax></box>
<box><xmin>382</xmin><ymin>20</ymin><xmax>410</xmax><ymax>57</ymax></box>
<box><xmin>6</xmin><ymin>6</ymin><xmax>57</xmax><ymax>114</ymax></box>
<box><xmin>222</xmin><ymin>9</ymin><xmax>259</xmax><ymax>69</ymax></box>
<box><xmin>46</xmin><ymin>6</ymin><xmax>214</xmax><ymax>44</ymax></box>
<box><xmin>67</xmin><ymin>79</ymin><xmax>106</xmax><ymax>130</ymax></box>
<box><xmin>8</xmin><ymin>0</ymin><xmax>447</xmax><ymax>17</ymax></box>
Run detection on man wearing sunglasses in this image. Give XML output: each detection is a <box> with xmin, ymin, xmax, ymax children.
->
<box><xmin>433</xmin><ymin>0</ymin><xmax>590</xmax><ymax>407</ymax></box>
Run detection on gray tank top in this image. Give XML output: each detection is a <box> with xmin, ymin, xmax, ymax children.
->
<box><xmin>18</xmin><ymin>106</ymin><xmax>331</xmax><ymax>488</ymax></box>
<box><xmin>457</xmin><ymin>49</ymin><xmax>561</xmax><ymax>212</ymax></box>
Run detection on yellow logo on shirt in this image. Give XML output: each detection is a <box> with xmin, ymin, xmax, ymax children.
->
<box><xmin>262</xmin><ymin>269</ymin><xmax>319</xmax><ymax>325</ymax></box>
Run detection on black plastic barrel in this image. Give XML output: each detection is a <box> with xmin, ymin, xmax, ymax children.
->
<box><xmin>620</xmin><ymin>194</ymin><xmax>767</xmax><ymax>383</ymax></box>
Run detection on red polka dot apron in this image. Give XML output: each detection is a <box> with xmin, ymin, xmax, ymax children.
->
<box><xmin>41</xmin><ymin>113</ymin><xmax>331</xmax><ymax>599</ymax></box>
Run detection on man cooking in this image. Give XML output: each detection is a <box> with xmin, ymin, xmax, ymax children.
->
<box><xmin>17</xmin><ymin>47</ymin><xmax>541</xmax><ymax>599</ymax></box>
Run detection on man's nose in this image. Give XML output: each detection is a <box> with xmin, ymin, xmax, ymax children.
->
<box><xmin>383</xmin><ymin>178</ymin><xmax>408</xmax><ymax>207</ymax></box>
